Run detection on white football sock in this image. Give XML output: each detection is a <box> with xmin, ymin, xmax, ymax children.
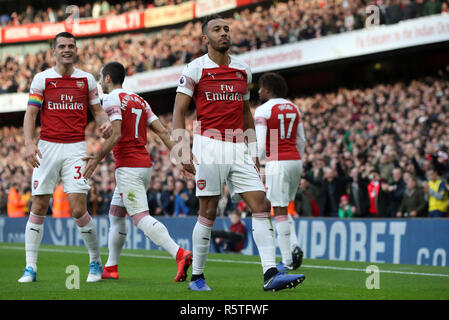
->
<box><xmin>252</xmin><ymin>215</ymin><xmax>276</xmax><ymax>274</ymax></box>
<box><xmin>275</xmin><ymin>215</ymin><xmax>293</xmax><ymax>265</ymax></box>
<box><xmin>288</xmin><ymin>214</ymin><xmax>299</xmax><ymax>251</ymax></box>
<box><xmin>25</xmin><ymin>212</ymin><xmax>45</xmax><ymax>271</ymax></box>
<box><xmin>191</xmin><ymin>216</ymin><xmax>214</xmax><ymax>276</ymax></box>
<box><xmin>105</xmin><ymin>214</ymin><xmax>127</xmax><ymax>267</ymax></box>
<box><xmin>136</xmin><ymin>215</ymin><xmax>179</xmax><ymax>259</ymax></box>
<box><xmin>75</xmin><ymin>212</ymin><xmax>101</xmax><ymax>264</ymax></box>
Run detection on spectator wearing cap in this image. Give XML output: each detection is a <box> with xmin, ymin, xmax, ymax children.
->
<box><xmin>338</xmin><ymin>194</ymin><xmax>354</xmax><ymax>218</ymax></box>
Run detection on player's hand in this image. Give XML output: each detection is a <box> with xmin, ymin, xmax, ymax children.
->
<box><xmin>82</xmin><ymin>155</ymin><xmax>100</xmax><ymax>179</ymax></box>
<box><xmin>25</xmin><ymin>143</ymin><xmax>42</xmax><ymax>168</ymax></box>
<box><xmin>181</xmin><ymin>152</ymin><xmax>197</xmax><ymax>177</ymax></box>
<box><xmin>100</xmin><ymin>121</ymin><xmax>112</xmax><ymax>139</ymax></box>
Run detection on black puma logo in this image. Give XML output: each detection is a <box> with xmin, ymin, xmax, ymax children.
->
<box><xmin>30</xmin><ymin>228</ymin><xmax>40</xmax><ymax>233</ymax></box>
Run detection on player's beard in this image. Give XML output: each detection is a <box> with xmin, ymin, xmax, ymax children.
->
<box><xmin>210</xmin><ymin>38</ymin><xmax>230</xmax><ymax>53</ymax></box>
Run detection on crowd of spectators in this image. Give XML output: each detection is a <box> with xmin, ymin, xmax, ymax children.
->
<box><xmin>1</xmin><ymin>0</ymin><xmax>448</xmax><ymax>94</ymax></box>
<box><xmin>0</xmin><ymin>0</ymin><xmax>190</xmax><ymax>26</ymax></box>
<box><xmin>1</xmin><ymin>64</ymin><xmax>448</xmax><ymax>218</ymax></box>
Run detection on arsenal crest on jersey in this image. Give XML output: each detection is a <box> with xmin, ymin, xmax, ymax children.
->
<box><xmin>197</xmin><ymin>179</ymin><xmax>206</xmax><ymax>190</ymax></box>
<box><xmin>76</xmin><ymin>80</ymin><xmax>85</xmax><ymax>89</ymax></box>
<box><xmin>33</xmin><ymin>180</ymin><xmax>39</xmax><ymax>190</ymax></box>
<box><xmin>235</xmin><ymin>71</ymin><xmax>244</xmax><ymax>80</ymax></box>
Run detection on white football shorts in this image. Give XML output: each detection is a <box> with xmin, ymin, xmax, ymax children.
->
<box><xmin>111</xmin><ymin>167</ymin><xmax>153</xmax><ymax>215</ymax></box>
<box><xmin>31</xmin><ymin>140</ymin><xmax>90</xmax><ymax>195</ymax></box>
<box><xmin>265</xmin><ymin>160</ymin><xmax>302</xmax><ymax>207</ymax></box>
<box><xmin>192</xmin><ymin>134</ymin><xmax>265</xmax><ymax>200</ymax></box>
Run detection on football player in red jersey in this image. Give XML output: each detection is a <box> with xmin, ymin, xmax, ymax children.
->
<box><xmin>19</xmin><ymin>32</ymin><xmax>112</xmax><ymax>283</ymax></box>
<box><xmin>173</xmin><ymin>15</ymin><xmax>305</xmax><ymax>291</ymax></box>
<box><xmin>83</xmin><ymin>61</ymin><xmax>192</xmax><ymax>282</ymax></box>
<box><xmin>255</xmin><ymin>72</ymin><xmax>306</xmax><ymax>272</ymax></box>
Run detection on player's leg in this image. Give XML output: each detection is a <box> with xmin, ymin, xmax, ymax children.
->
<box><xmin>18</xmin><ymin>195</ymin><xmax>51</xmax><ymax>283</ymax></box>
<box><xmin>273</xmin><ymin>206</ymin><xmax>293</xmax><ymax>270</ymax></box>
<box><xmin>240</xmin><ymin>190</ymin><xmax>278</xmax><ymax>276</ymax></box>
<box><xmin>231</xmin><ymin>149</ymin><xmax>305</xmax><ymax>291</ymax></box>
<box><xmin>102</xmin><ymin>190</ymin><xmax>127</xmax><ymax>279</ymax></box>
<box><xmin>19</xmin><ymin>140</ymin><xmax>60</xmax><ymax>283</ymax></box>
<box><xmin>117</xmin><ymin>167</ymin><xmax>191</xmax><ymax>281</ymax></box>
<box><xmin>188</xmin><ymin>135</ymin><xmax>226</xmax><ymax>290</ymax></box>
<box><xmin>265</xmin><ymin>161</ymin><xmax>295</xmax><ymax>270</ymax></box>
<box><xmin>68</xmin><ymin>193</ymin><xmax>103</xmax><ymax>282</ymax></box>
<box><xmin>63</xmin><ymin>141</ymin><xmax>102</xmax><ymax>282</ymax></box>
<box><xmin>188</xmin><ymin>195</ymin><xmax>219</xmax><ymax>291</ymax></box>
<box><xmin>242</xmin><ymin>190</ymin><xmax>305</xmax><ymax>291</ymax></box>
<box><xmin>285</xmin><ymin>160</ymin><xmax>304</xmax><ymax>269</ymax></box>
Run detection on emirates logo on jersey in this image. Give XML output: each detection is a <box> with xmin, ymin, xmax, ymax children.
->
<box><xmin>197</xmin><ymin>180</ymin><xmax>206</xmax><ymax>190</ymax></box>
<box><xmin>48</xmin><ymin>94</ymin><xmax>84</xmax><ymax>111</ymax></box>
<box><xmin>76</xmin><ymin>80</ymin><xmax>85</xmax><ymax>89</ymax></box>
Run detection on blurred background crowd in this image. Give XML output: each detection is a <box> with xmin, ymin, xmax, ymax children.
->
<box><xmin>1</xmin><ymin>63</ymin><xmax>448</xmax><ymax>218</ymax></box>
<box><xmin>1</xmin><ymin>0</ymin><xmax>448</xmax><ymax>94</ymax></box>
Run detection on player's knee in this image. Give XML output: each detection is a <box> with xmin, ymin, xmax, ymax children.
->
<box><xmin>30</xmin><ymin>196</ymin><xmax>50</xmax><ymax>215</ymax></box>
<box><xmin>253</xmin><ymin>197</ymin><xmax>271</xmax><ymax>214</ymax></box>
<box><xmin>131</xmin><ymin>211</ymin><xmax>149</xmax><ymax>226</ymax></box>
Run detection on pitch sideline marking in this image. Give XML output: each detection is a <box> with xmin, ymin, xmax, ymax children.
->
<box><xmin>1</xmin><ymin>244</ymin><xmax>448</xmax><ymax>278</ymax></box>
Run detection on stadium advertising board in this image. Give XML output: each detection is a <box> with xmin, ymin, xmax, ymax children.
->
<box><xmin>144</xmin><ymin>1</ymin><xmax>194</xmax><ymax>28</ymax></box>
<box><xmin>0</xmin><ymin>11</ymin><xmax>145</xmax><ymax>43</ymax></box>
<box><xmin>1</xmin><ymin>217</ymin><xmax>447</xmax><ymax>266</ymax></box>
<box><xmin>194</xmin><ymin>0</ymin><xmax>238</xmax><ymax>18</ymax></box>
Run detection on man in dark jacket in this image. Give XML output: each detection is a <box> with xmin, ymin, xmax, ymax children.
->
<box><xmin>397</xmin><ymin>175</ymin><xmax>427</xmax><ymax>217</ymax></box>
<box><xmin>348</xmin><ymin>167</ymin><xmax>370</xmax><ymax>217</ymax></box>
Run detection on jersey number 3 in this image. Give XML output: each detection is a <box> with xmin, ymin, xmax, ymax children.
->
<box><xmin>277</xmin><ymin>113</ymin><xmax>296</xmax><ymax>139</ymax></box>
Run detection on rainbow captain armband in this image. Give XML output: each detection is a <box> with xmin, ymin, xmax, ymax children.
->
<box><xmin>28</xmin><ymin>91</ymin><xmax>43</xmax><ymax>108</ymax></box>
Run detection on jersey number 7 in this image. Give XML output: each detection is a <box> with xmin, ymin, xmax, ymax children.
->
<box><xmin>131</xmin><ymin>108</ymin><xmax>142</xmax><ymax>139</ymax></box>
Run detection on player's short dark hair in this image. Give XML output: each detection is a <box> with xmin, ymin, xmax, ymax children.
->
<box><xmin>53</xmin><ymin>32</ymin><xmax>76</xmax><ymax>48</ymax></box>
<box><xmin>102</xmin><ymin>61</ymin><xmax>126</xmax><ymax>85</ymax></box>
<box><xmin>201</xmin><ymin>14</ymin><xmax>224</xmax><ymax>34</ymax></box>
<box><xmin>258</xmin><ymin>72</ymin><xmax>288</xmax><ymax>98</ymax></box>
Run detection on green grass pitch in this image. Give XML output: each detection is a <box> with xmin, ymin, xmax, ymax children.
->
<box><xmin>1</xmin><ymin>243</ymin><xmax>448</xmax><ymax>300</ymax></box>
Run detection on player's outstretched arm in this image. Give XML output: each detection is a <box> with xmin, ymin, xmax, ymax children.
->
<box><xmin>243</xmin><ymin>100</ymin><xmax>260</xmax><ymax>169</ymax></box>
<box><xmin>149</xmin><ymin>119</ymin><xmax>176</xmax><ymax>151</ymax></box>
<box><xmin>23</xmin><ymin>105</ymin><xmax>42</xmax><ymax>168</ymax></box>
<box><xmin>89</xmin><ymin>103</ymin><xmax>113</xmax><ymax>139</ymax></box>
<box><xmin>172</xmin><ymin>92</ymin><xmax>196</xmax><ymax>175</ymax></box>
<box><xmin>83</xmin><ymin>120</ymin><xmax>122</xmax><ymax>179</ymax></box>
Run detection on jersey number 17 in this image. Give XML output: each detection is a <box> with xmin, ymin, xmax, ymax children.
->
<box><xmin>278</xmin><ymin>113</ymin><xmax>296</xmax><ymax>139</ymax></box>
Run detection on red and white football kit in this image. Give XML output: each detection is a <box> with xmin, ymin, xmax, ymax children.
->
<box><xmin>176</xmin><ymin>54</ymin><xmax>265</xmax><ymax>198</ymax></box>
<box><xmin>28</xmin><ymin>67</ymin><xmax>100</xmax><ymax>195</ymax></box>
<box><xmin>102</xmin><ymin>88</ymin><xmax>158</xmax><ymax>215</ymax></box>
<box><xmin>255</xmin><ymin>98</ymin><xmax>306</xmax><ymax>207</ymax></box>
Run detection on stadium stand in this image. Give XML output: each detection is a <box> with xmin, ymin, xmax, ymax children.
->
<box><xmin>1</xmin><ymin>66</ymin><xmax>448</xmax><ymax>217</ymax></box>
<box><xmin>1</xmin><ymin>0</ymin><xmax>449</xmax><ymax>94</ymax></box>
<box><xmin>0</xmin><ymin>0</ymin><xmax>448</xmax><ymax>219</ymax></box>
